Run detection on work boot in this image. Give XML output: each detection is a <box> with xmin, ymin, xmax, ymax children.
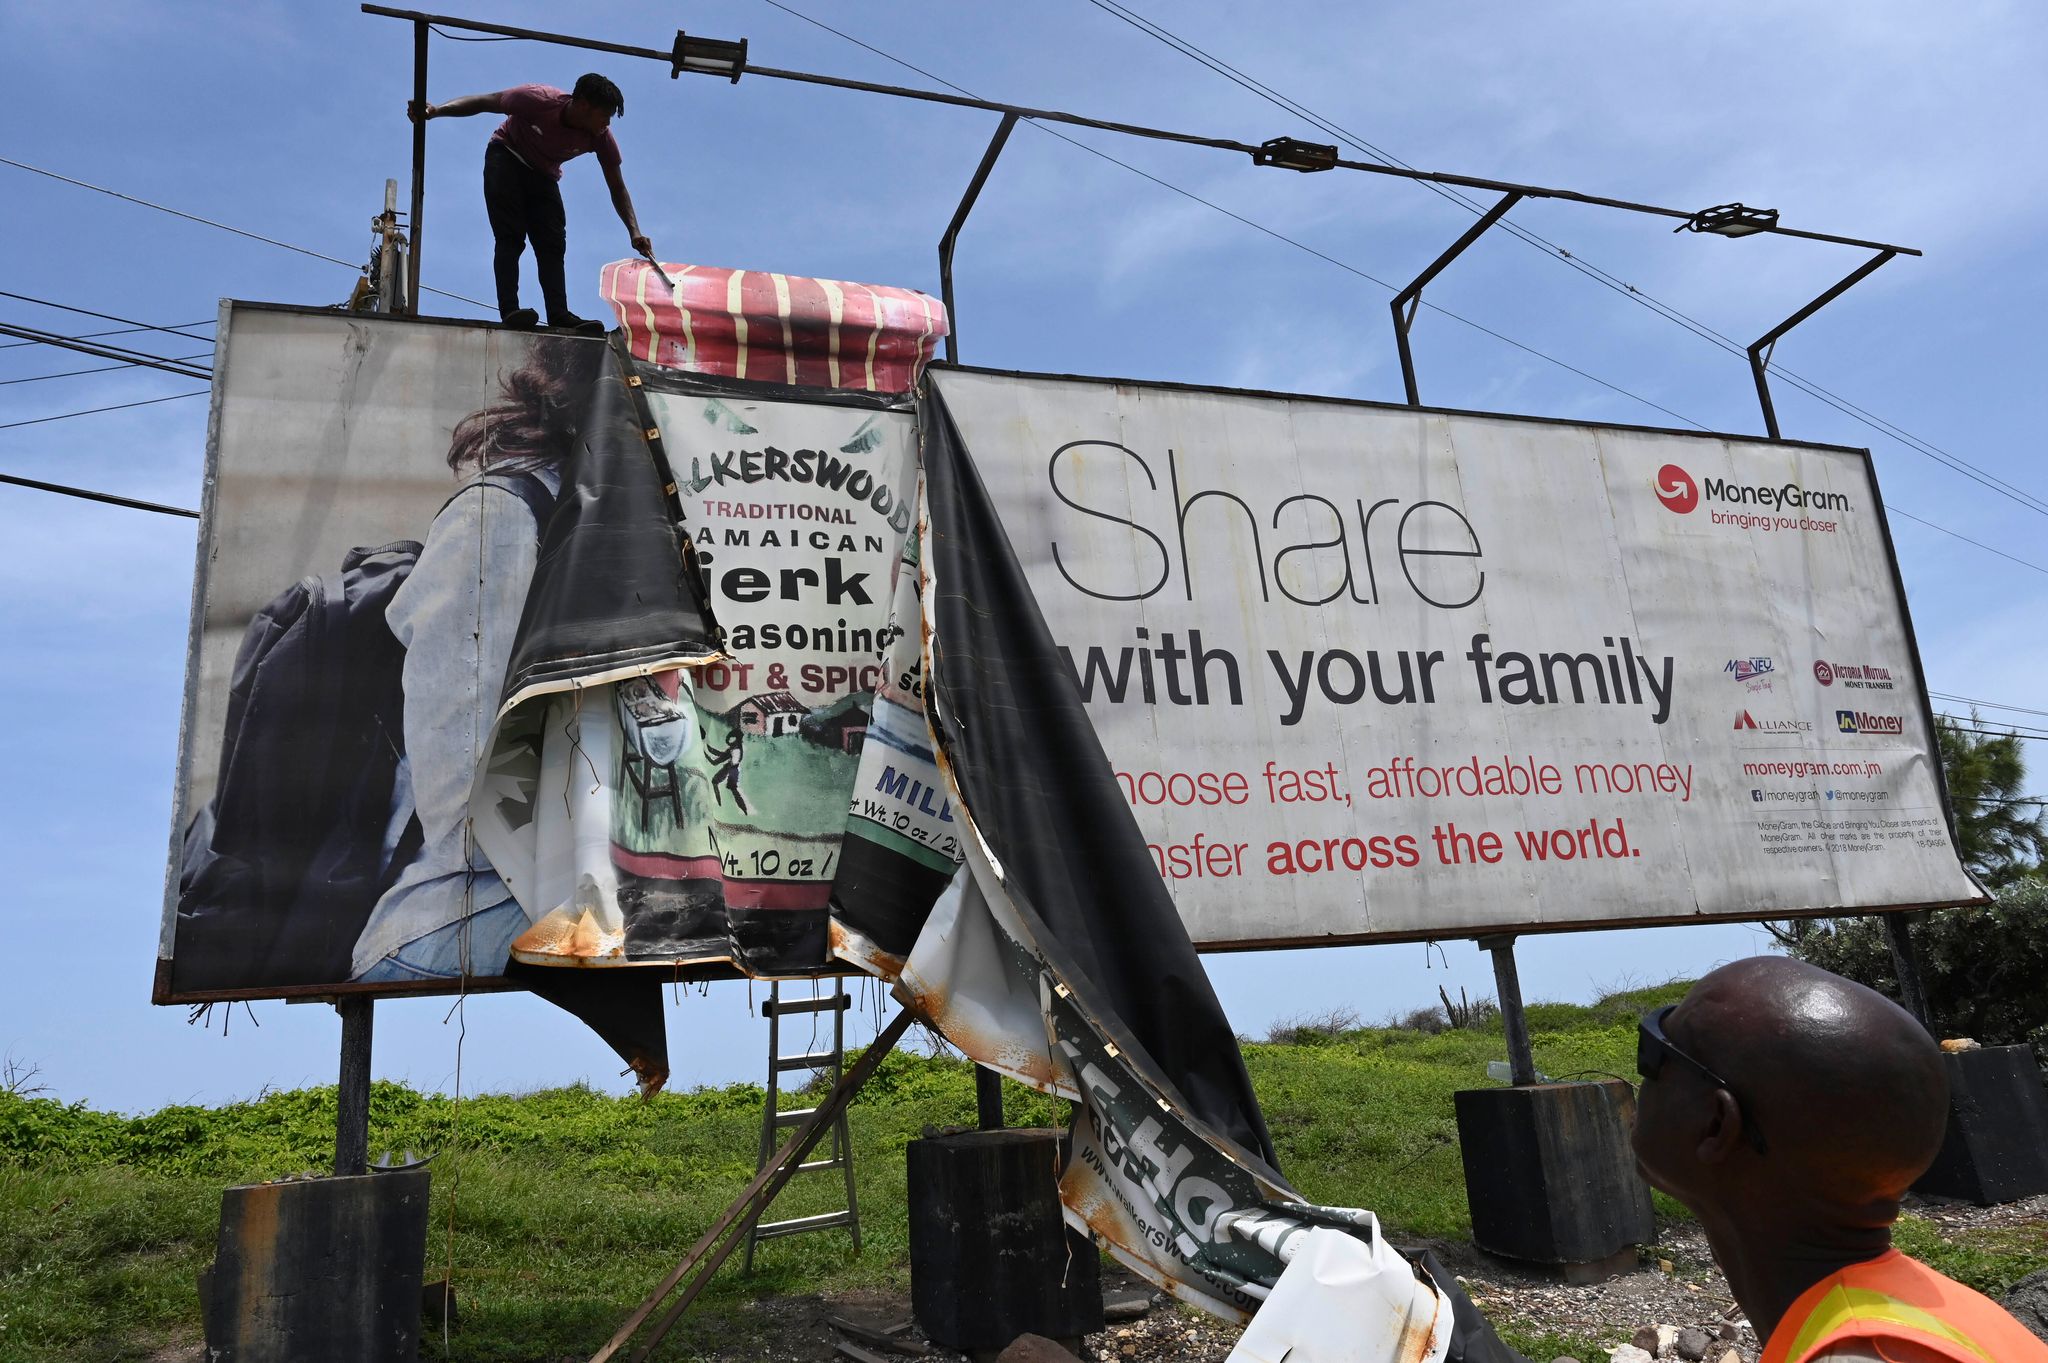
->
<box><xmin>501</xmin><ymin>308</ymin><xmax>540</xmax><ymax>330</ymax></box>
<box><xmin>549</xmin><ymin>310</ymin><xmax>607</xmax><ymax>337</ymax></box>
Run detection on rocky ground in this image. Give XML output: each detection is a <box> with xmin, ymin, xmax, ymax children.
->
<box><xmin>138</xmin><ymin>1194</ymin><xmax>2048</xmax><ymax>1362</ymax></box>
<box><xmin>667</xmin><ymin>1193</ymin><xmax>2048</xmax><ymax>1363</ymax></box>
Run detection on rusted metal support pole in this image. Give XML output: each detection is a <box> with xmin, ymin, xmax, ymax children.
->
<box><xmin>1747</xmin><ymin>247</ymin><xmax>1895</xmax><ymax>439</ymax></box>
<box><xmin>939</xmin><ymin>112</ymin><xmax>1018</xmax><ymax>365</ymax></box>
<box><xmin>1884</xmin><ymin>912</ymin><xmax>1934</xmax><ymax>1032</ymax></box>
<box><xmin>975</xmin><ymin>1065</ymin><xmax>1004</xmax><ymax>1129</ymax></box>
<box><xmin>1478</xmin><ymin>934</ymin><xmax>1537</xmax><ymax>1086</ymax></box>
<box><xmin>1391</xmin><ymin>191</ymin><xmax>1521</xmax><ymax>406</ymax></box>
<box><xmin>334</xmin><ymin>995</ymin><xmax>374</xmax><ymax>1175</ymax></box>
<box><xmin>409</xmin><ymin>19</ymin><xmax>428</xmax><ymax>314</ymax></box>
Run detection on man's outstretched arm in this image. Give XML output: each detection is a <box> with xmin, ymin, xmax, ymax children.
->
<box><xmin>602</xmin><ymin>161</ymin><xmax>653</xmax><ymax>258</ymax></box>
<box><xmin>408</xmin><ymin>91</ymin><xmax>506</xmax><ymax>122</ymax></box>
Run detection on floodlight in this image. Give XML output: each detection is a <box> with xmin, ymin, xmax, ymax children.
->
<box><xmin>1252</xmin><ymin>136</ymin><xmax>1339</xmax><ymax>173</ymax></box>
<box><xmin>671</xmin><ymin>31</ymin><xmax>747</xmax><ymax>83</ymax></box>
<box><xmin>1677</xmin><ymin>202</ymin><xmax>1780</xmax><ymax>238</ymax></box>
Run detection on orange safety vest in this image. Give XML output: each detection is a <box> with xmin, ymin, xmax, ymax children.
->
<box><xmin>1762</xmin><ymin>1248</ymin><xmax>2048</xmax><ymax>1363</ymax></box>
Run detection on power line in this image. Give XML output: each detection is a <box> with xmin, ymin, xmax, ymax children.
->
<box><xmin>0</xmin><ymin>391</ymin><xmax>207</xmax><ymax>431</ymax></box>
<box><xmin>0</xmin><ymin>471</ymin><xmax>197</xmax><ymax>519</ymax></box>
<box><xmin>0</xmin><ymin>156</ymin><xmax>494</xmax><ymax>312</ymax></box>
<box><xmin>763</xmin><ymin>0</ymin><xmax>1703</xmax><ymax>428</ymax></box>
<box><xmin>1930</xmin><ymin>692</ymin><xmax>2048</xmax><ymax>720</ymax></box>
<box><xmin>430</xmin><ymin>23</ymin><xmax>513</xmax><ymax>41</ymax></box>
<box><xmin>0</xmin><ymin>320</ymin><xmax>213</xmax><ymax>352</ymax></box>
<box><xmin>1078</xmin><ymin>0</ymin><xmax>2048</xmax><ymax>523</ymax></box>
<box><xmin>0</xmin><ymin>353</ymin><xmax>214</xmax><ymax>386</ymax></box>
<box><xmin>767</xmin><ymin>1</ymin><xmax>2044</xmax><ymax>574</ymax></box>
<box><xmin>1940</xmin><ymin>718</ymin><xmax>2048</xmax><ymax>743</ymax></box>
<box><xmin>0</xmin><ymin>323</ymin><xmax>212</xmax><ymax>381</ymax></box>
<box><xmin>1883</xmin><ymin>503</ymin><xmax>2048</xmax><ymax>577</ymax></box>
<box><xmin>0</xmin><ymin>290</ymin><xmax>215</xmax><ymax>346</ymax></box>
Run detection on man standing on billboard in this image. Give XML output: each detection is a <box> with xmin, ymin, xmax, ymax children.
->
<box><xmin>409</xmin><ymin>74</ymin><xmax>653</xmax><ymax>332</ymax></box>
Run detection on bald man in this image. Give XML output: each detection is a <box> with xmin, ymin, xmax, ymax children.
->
<box><xmin>1631</xmin><ymin>957</ymin><xmax>2047</xmax><ymax>1363</ymax></box>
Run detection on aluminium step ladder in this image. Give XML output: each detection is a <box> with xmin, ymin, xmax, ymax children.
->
<box><xmin>743</xmin><ymin>978</ymin><xmax>862</xmax><ymax>1271</ymax></box>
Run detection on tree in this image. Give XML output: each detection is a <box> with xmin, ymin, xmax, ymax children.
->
<box><xmin>1781</xmin><ymin>714</ymin><xmax>2048</xmax><ymax>1052</ymax></box>
<box><xmin>1936</xmin><ymin>712</ymin><xmax>2048</xmax><ymax>889</ymax></box>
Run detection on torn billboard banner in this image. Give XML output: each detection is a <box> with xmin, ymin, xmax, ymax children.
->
<box><xmin>160</xmin><ymin>303</ymin><xmax>939</xmax><ymax>1000</ymax></box>
<box><xmin>163</xmin><ymin>308</ymin><xmax>634</xmax><ymax>999</ymax></box>
<box><xmin>921</xmin><ymin>364</ymin><xmax>1984</xmax><ymax>944</ymax></box>
<box><xmin>473</xmin><ymin>367</ymin><xmax>934</xmax><ymax>978</ymax></box>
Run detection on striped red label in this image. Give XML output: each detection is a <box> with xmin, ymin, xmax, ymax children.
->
<box><xmin>599</xmin><ymin>261</ymin><xmax>948</xmax><ymax>394</ymax></box>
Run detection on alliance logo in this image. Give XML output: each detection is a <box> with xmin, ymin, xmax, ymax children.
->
<box><xmin>1656</xmin><ymin>464</ymin><xmax>1699</xmax><ymax>514</ymax></box>
<box><xmin>1735</xmin><ymin>710</ymin><xmax>1811</xmax><ymax>733</ymax></box>
<box><xmin>1836</xmin><ymin>709</ymin><xmax>1905</xmax><ymax>735</ymax></box>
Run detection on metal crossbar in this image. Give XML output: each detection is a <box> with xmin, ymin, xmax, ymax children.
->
<box><xmin>744</xmin><ymin>978</ymin><xmax>862</xmax><ymax>1271</ymax></box>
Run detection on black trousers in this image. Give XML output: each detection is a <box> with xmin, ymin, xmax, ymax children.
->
<box><xmin>483</xmin><ymin>140</ymin><xmax>569</xmax><ymax>322</ymax></box>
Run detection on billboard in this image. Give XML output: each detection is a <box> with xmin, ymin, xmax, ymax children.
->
<box><xmin>925</xmin><ymin>365</ymin><xmax>1984</xmax><ymax>945</ymax></box>
<box><xmin>161</xmin><ymin>309</ymin><xmax>1981</xmax><ymax>1003</ymax></box>
<box><xmin>156</xmin><ymin>307</ymin><xmax>1973</xmax><ymax>1338</ymax></box>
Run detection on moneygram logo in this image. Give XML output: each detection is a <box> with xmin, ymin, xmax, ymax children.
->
<box><xmin>1836</xmin><ymin>709</ymin><xmax>1905</xmax><ymax>735</ymax></box>
<box><xmin>1656</xmin><ymin>464</ymin><xmax>1699</xmax><ymax>514</ymax></box>
<box><xmin>1661</xmin><ymin>468</ymin><xmax>1851</xmax><ymax>535</ymax></box>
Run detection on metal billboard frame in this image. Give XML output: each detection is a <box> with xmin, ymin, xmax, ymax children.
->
<box><xmin>361</xmin><ymin>5</ymin><xmax>1916</xmax><ymax>438</ymax></box>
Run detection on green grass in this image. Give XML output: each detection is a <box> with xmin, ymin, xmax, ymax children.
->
<box><xmin>4</xmin><ymin>980</ymin><xmax>2039</xmax><ymax>1362</ymax></box>
<box><xmin>1893</xmin><ymin>1215</ymin><xmax>2048</xmax><ymax>1299</ymax></box>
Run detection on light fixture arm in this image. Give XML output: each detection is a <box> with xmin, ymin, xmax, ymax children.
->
<box><xmin>939</xmin><ymin>112</ymin><xmax>1019</xmax><ymax>365</ymax></box>
<box><xmin>1748</xmin><ymin>247</ymin><xmax>1896</xmax><ymax>439</ymax></box>
<box><xmin>1391</xmin><ymin>191</ymin><xmax>1522</xmax><ymax>407</ymax></box>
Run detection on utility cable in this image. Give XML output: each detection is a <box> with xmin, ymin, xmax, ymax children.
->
<box><xmin>0</xmin><ymin>322</ymin><xmax>212</xmax><ymax>380</ymax></box>
<box><xmin>1930</xmin><ymin>692</ymin><xmax>2048</xmax><ymax>720</ymax></box>
<box><xmin>0</xmin><ymin>471</ymin><xmax>197</xmax><ymax>519</ymax></box>
<box><xmin>0</xmin><ymin>290</ymin><xmax>216</xmax><ymax>345</ymax></box>
<box><xmin>1079</xmin><ymin>0</ymin><xmax>2048</xmax><ymax>521</ymax></box>
<box><xmin>763</xmin><ymin>0</ymin><xmax>1702</xmax><ymax>429</ymax></box>
<box><xmin>0</xmin><ymin>353</ymin><xmax>215</xmax><ymax>386</ymax></box>
<box><xmin>0</xmin><ymin>391</ymin><xmax>207</xmax><ymax>431</ymax></box>
<box><xmin>0</xmin><ymin>156</ymin><xmax>494</xmax><ymax>312</ymax></box>
<box><xmin>0</xmin><ymin>320</ymin><xmax>213</xmax><ymax>352</ymax></box>
<box><xmin>769</xmin><ymin>1</ymin><xmax>2045</xmax><ymax>573</ymax></box>
<box><xmin>1881</xmin><ymin>504</ymin><xmax>2048</xmax><ymax>577</ymax></box>
<box><xmin>430</xmin><ymin>23</ymin><xmax>513</xmax><ymax>41</ymax></box>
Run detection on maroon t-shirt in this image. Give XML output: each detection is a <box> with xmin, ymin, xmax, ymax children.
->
<box><xmin>488</xmin><ymin>84</ymin><xmax>622</xmax><ymax>181</ymax></box>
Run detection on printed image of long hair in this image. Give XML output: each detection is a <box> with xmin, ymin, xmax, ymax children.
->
<box><xmin>447</xmin><ymin>336</ymin><xmax>587</xmax><ymax>476</ymax></box>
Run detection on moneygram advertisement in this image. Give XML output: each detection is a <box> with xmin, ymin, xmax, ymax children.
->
<box><xmin>927</xmin><ymin>366</ymin><xmax>1985</xmax><ymax>946</ymax></box>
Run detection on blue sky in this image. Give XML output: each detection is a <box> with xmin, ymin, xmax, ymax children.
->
<box><xmin>3</xmin><ymin>1</ymin><xmax>2043</xmax><ymax>1114</ymax></box>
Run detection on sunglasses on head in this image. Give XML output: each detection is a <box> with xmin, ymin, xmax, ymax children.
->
<box><xmin>1637</xmin><ymin>1004</ymin><xmax>1768</xmax><ymax>1155</ymax></box>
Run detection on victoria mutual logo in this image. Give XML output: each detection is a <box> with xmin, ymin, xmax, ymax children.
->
<box><xmin>1656</xmin><ymin>464</ymin><xmax>1700</xmax><ymax>514</ymax></box>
